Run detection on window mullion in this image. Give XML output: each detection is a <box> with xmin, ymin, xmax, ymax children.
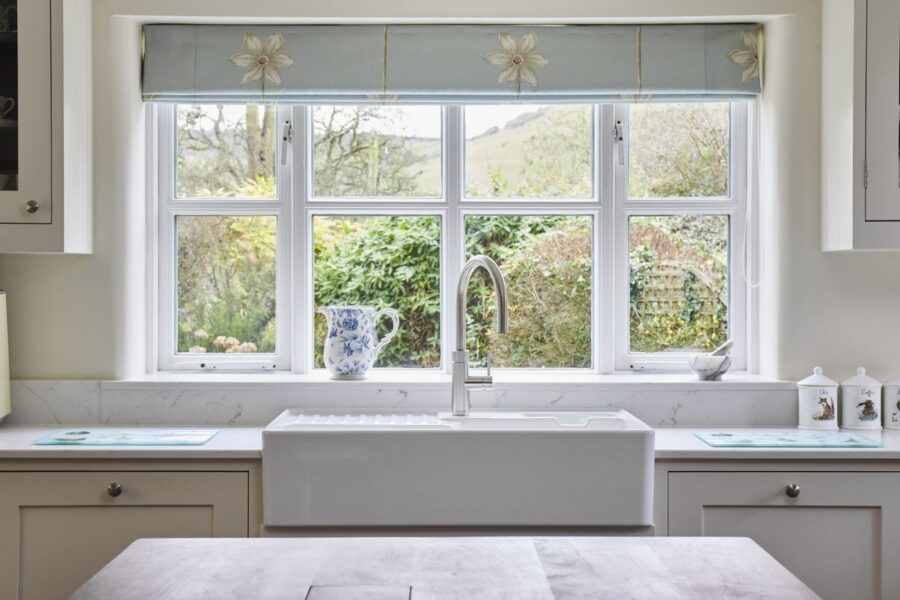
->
<box><xmin>598</xmin><ymin>103</ymin><xmax>617</xmax><ymax>374</ymax></box>
<box><xmin>445</xmin><ymin>105</ymin><xmax>462</xmax><ymax>374</ymax></box>
<box><xmin>293</xmin><ymin>105</ymin><xmax>310</xmax><ymax>373</ymax></box>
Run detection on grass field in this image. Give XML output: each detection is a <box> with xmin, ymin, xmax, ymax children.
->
<box><xmin>405</xmin><ymin>106</ymin><xmax>593</xmax><ymax>198</ymax></box>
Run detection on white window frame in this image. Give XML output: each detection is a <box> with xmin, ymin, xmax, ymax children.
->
<box><xmin>152</xmin><ymin>101</ymin><xmax>755</xmax><ymax>375</ymax></box>
<box><xmin>610</xmin><ymin>101</ymin><xmax>751</xmax><ymax>372</ymax></box>
<box><xmin>155</xmin><ymin>104</ymin><xmax>293</xmax><ymax>371</ymax></box>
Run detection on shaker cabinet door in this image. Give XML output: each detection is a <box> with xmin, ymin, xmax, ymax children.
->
<box><xmin>864</xmin><ymin>0</ymin><xmax>900</xmax><ymax>221</ymax></box>
<box><xmin>668</xmin><ymin>471</ymin><xmax>900</xmax><ymax>600</ymax></box>
<box><xmin>0</xmin><ymin>471</ymin><xmax>249</xmax><ymax>600</ymax></box>
<box><xmin>0</xmin><ymin>0</ymin><xmax>52</xmax><ymax>224</ymax></box>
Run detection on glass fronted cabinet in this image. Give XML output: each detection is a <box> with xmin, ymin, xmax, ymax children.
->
<box><xmin>0</xmin><ymin>0</ymin><xmax>18</xmax><ymax>193</ymax></box>
<box><xmin>0</xmin><ymin>0</ymin><xmax>51</xmax><ymax>225</ymax></box>
<box><xmin>0</xmin><ymin>0</ymin><xmax>91</xmax><ymax>253</ymax></box>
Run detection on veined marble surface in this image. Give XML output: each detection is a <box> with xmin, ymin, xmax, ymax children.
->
<box><xmin>7</xmin><ymin>378</ymin><xmax>798</xmax><ymax>428</ymax></box>
<box><xmin>72</xmin><ymin>537</ymin><xmax>819</xmax><ymax>600</ymax></box>
<box><xmin>4</xmin><ymin>426</ymin><xmax>900</xmax><ymax>460</ymax></box>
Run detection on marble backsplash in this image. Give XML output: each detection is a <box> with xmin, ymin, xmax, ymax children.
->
<box><xmin>5</xmin><ymin>380</ymin><xmax>799</xmax><ymax>428</ymax></box>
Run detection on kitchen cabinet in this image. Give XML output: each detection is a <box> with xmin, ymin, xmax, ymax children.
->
<box><xmin>0</xmin><ymin>469</ymin><xmax>251</xmax><ymax>600</ymax></box>
<box><xmin>666</xmin><ymin>470</ymin><xmax>900</xmax><ymax>600</ymax></box>
<box><xmin>0</xmin><ymin>0</ymin><xmax>91</xmax><ymax>253</ymax></box>
<box><xmin>822</xmin><ymin>0</ymin><xmax>900</xmax><ymax>250</ymax></box>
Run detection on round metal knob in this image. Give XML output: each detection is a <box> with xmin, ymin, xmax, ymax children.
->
<box><xmin>785</xmin><ymin>483</ymin><xmax>800</xmax><ymax>498</ymax></box>
<box><xmin>24</xmin><ymin>200</ymin><xmax>39</xmax><ymax>214</ymax></box>
<box><xmin>107</xmin><ymin>482</ymin><xmax>123</xmax><ymax>498</ymax></box>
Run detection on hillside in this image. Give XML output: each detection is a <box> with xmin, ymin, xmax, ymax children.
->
<box><xmin>411</xmin><ymin>106</ymin><xmax>590</xmax><ymax>197</ymax></box>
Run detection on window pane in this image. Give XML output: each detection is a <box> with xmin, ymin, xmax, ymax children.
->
<box><xmin>464</xmin><ymin>215</ymin><xmax>592</xmax><ymax>368</ymax></box>
<box><xmin>628</xmin><ymin>103</ymin><xmax>730</xmax><ymax>198</ymax></box>
<box><xmin>313</xmin><ymin>215</ymin><xmax>441</xmax><ymax>368</ymax></box>
<box><xmin>464</xmin><ymin>105</ymin><xmax>593</xmax><ymax>199</ymax></box>
<box><xmin>176</xmin><ymin>105</ymin><xmax>277</xmax><ymax>199</ymax></box>
<box><xmin>312</xmin><ymin>106</ymin><xmax>442</xmax><ymax>198</ymax></box>
<box><xmin>629</xmin><ymin>215</ymin><xmax>728</xmax><ymax>354</ymax></box>
<box><xmin>176</xmin><ymin>216</ymin><xmax>277</xmax><ymax>354</ymax></box>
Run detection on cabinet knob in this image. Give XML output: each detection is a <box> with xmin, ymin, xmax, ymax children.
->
<box><xmin>24</xmin><ymin>200</ymin><xmax>39</xmax><ymax>214</ymax></box>
<box><xmin>107</xmin><ymin>482</ymin><xmax>123</xmax><ymax>497</ymax></box>
<box><xmin>785</xmin><ymin>483</ymin><xmax>800</xmax><ymax>498</ymax></box>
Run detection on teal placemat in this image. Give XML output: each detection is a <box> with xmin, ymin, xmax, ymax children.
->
<box><xmin>33</xmin><ymin>429</ymin><xmax>219</xmax><ymax>446</ymax></box>
<box><xmin>696</xmin><ymin>430</ymin><xmax>881</xmax><ymax>448</ymax></box>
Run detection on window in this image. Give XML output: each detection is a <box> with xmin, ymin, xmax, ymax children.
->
<box><xmin>155</xmin><ymin>101</ymin><xmax>752</xmax><ymax>373</ymax></box>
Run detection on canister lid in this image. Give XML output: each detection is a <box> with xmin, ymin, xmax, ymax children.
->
<box><xmin>884</xmin><ymin>373</ymin><xmax>900</xmax><ymax>386</ymax></box>
<box><xmin>841</xmin><ymin>367</ymin><xmax>882</xmax><ymax>387</ymax></box>
<box><xmin>798</xmin><ymin>366</ymin><xmax>837</xmax><ymax>387</ymax></box>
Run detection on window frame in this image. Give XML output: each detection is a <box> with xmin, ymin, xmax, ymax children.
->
<box><xmin>610</xmin><ymin>101</ymin><xmax>750</xmax><ymax>372</ymax></box>
<box><xmin>151</xmin><ymin>101</ymin><xmax>754</xmax><ymax>375</ymax></box>
<box><xmin>156</xmin><ymin>104</ymin><xmax>294</xmax><ymax>371</ymax></box>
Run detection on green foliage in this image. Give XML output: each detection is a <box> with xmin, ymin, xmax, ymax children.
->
<box><xmin>465</xmin><ymin>216</ymin><xmax>591</xmax><ymax>368</ymax></box>
<box><xmin>628</xmin><ymin>215</ymin><xmax>728</xmax><ymax>354</ymax></box>
<box><xmin>471</xmin><ymin>218</ymin><xmax>593</xmax><ymax>367</ymax></box>
<box><xmin>628</xmin><ymin>103</ymin><xmax>729</xmax><ymax>198</ymax></box>
<box><xmin>177</xmin><ymin>211</ymin><xmax>277</xmax><ymax>354</ymax></box>
<box><xmin>174</xmin><ymin>102</ymin><xmax>732</xmax><ymax>366</ymax></box>
<box><xmin>313</xmin><ymin>216</ymin><xmax>442</xmax><ymax>368</ymax></box>
<box><xmin>629</xmin><ymin>313</ymin><xmax>726</xmax><ymax>354</ymax></box>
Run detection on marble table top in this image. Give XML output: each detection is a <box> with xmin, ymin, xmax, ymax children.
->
<box><xmin>71</xmin><ymin>536</ymin><xmax>820</xmax><ymax>600</ymax></box>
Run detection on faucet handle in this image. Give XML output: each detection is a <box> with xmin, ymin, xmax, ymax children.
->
<box><xmin>465</xmin><ymin>353</ymin><xmax>494</xmax><ymax>386</ymax></box>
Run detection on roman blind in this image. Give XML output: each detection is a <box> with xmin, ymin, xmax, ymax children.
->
<box><xmin>142</xmin><ymin>24</ymin><xmax>762</xmax><ymax>104</ymax></box>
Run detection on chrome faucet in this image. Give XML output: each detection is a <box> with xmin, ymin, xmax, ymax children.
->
<box><xmin>451</xmin><ymin>255</ymin><xmax>509</xmax><ymax>417</ymax></box>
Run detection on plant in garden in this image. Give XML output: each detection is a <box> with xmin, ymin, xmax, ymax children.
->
<box><xmin>177</xmin><ymin>213</ymin><xmax>277</xmax><ymax>353</ymax></box>
<box><xmin>465</xmin><ymin>216</ymin><xmax>592</xmax><ymax>368</ymax></box>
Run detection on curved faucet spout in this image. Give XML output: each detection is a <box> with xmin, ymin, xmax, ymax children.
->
<box><xmin>455</xmin><ymin>255</ymin><xmax>509</xmax><ymax>351</ymax></box>
<box><xmin>451</xmin><ymin>255</ymin><xmax>509</xmax><ymax>417</ymax></box>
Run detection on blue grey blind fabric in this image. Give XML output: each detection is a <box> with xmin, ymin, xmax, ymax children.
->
<box><xmin>141</xmin><ymin>24</ymin><xmax>762</xmax><ymax>104</ymax></box>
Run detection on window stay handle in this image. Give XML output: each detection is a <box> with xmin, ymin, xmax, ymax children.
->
<box><xmin>614</xmin><ymin>120</ymin><xmax>625</xmax><ymax>167</ymax></box>
<box><xmin>281</xmin><ymin>120</ymin><xmax>293</xmax><ymax>167</ymax></box>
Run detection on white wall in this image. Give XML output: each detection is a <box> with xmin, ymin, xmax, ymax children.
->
<box><xmin>1</xmin><ymin>0</ymin><xmax>898</xmax><ymax>383</ymax></box>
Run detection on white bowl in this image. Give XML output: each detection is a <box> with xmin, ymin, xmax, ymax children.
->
<box><xmin>688</xmin><ymin>354</ymin><xmax>731</xmax><ymax>381</ymax></box>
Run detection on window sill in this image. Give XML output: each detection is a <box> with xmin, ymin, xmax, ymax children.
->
<box><xmin>101</xmin><ymin>370</ymin><xmax>793</xmax><ymax>392</ymax></box>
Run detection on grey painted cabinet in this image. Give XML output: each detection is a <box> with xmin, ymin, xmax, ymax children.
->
<box><xmin>0</xmin><ymin>471</ymin><xmax>249</xmax><ymax>599</ymax></box>
<box><xmin>822</xmin><ymin>0</ymin><xmax>900</xmax><ymax>249</ymax></box>
<box><xmin>668</xmin><ymin>471</ymin><xmax>900</xmax><ymax>600</ymax></box>
<box><xmin>0</xmin><ymin>0</ymin><xmax>91</xmax><ymax>253</ymax></box>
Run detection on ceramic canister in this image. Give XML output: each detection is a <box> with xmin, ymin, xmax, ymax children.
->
<box><xmin>841</xmin><ymin>367</ymin><xmax>882</xmax><ymax>430</ymax></box>
<box><xmin>883</xmin><ymin>374</ymin><xmax>900</xmax><ymax>430</ymax></box>
<box><xmin>797</xmin><ymin>367</ymin><xmax>838</xmax><ymax>430</ymax></box>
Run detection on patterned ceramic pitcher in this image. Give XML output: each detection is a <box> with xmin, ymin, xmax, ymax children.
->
<box><xmin>318</xmin><ymin>306</ymin><xmax>400</xmax><ymax>380</ymax></box>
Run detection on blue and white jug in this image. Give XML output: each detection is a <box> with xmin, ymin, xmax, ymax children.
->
<box><xmin>318</xmin><ymin>305</ymin><xmax>400</xmax><ymax>380</ymax></box>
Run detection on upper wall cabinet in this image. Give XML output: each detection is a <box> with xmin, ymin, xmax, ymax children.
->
<box><xmin>822</xmin><ymin>0</ymin><xmax>900</xmax><ymax>251</ymax></box>
<box><xmin>0</xmin><ymin>0</ymin><xmax>91</xmax><ymax>254</ymax></box>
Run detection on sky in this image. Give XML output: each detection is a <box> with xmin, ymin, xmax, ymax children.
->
<box><xmin>314</xmin><ymin>105</ymin><xmax>544</xmax><ymax>139</ymax></box>
<box><xmin>183</xmin><ymin>104</ymin><xmax>544</xmax><ymax>140</ymax></box>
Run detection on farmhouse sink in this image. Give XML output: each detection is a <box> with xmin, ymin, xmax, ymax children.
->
<box><xmin>262</xmin><ymin>409</ymin><xmax>654</xmax><ymax>528</ymax></box>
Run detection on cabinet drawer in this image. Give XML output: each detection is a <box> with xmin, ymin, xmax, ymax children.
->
<box><xmin>668</xmin><ymin>471</ymin><xmax>900</xmax><ymax>600</ymax></box>
<box><xmin>0</xmin><ymin>471</ymin><xmax>249</xmax><ymax>600</ymax></box>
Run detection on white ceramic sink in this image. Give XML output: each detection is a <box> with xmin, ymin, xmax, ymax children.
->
<box><xmin>263</xmin><ymin>409</ymin><xmax>654</xmax><ymax>528</ymax></box>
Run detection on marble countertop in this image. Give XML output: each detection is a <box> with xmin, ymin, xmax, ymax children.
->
<box><xmin>1</xmin><ymin>425</ymin><xmax>899</xmax><ymax>460</ymax></box>
<box><xmin>72</xmin><ymin>536</ymin><xmax>818</xmax><ymax>600</ymax></box>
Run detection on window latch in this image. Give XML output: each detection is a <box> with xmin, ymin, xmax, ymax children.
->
<box><xmin>613</xmin><ymin>120</ymin><xmax>625</xmax><ymax>166</ymax></box>
<box><xmin>281</xmin><ymin>120</ymin><xmax>293</xmax><ymax>167</ymax></box>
